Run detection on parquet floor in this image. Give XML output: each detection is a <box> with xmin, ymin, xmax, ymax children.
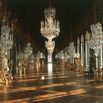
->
<box><xmin>0</xmin><ymin>69</ymin><xmax>103</xmax><ymax>103</ymax></box>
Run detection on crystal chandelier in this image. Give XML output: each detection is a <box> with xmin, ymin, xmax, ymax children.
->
<box><xmin>17</xmin><ymin>52</ymin><xmax>24</xmax><ymax>61</ymax></box>
<box><xmin>24</xmin><ymin>42</ymin><xmax>33</xmax><ymax>59</ymax></box>
<box><xmin>0</xmin><ymin>23</ymin><xmax>13</xmax><ymax>55</ymax></box>
<box><xmin>59</xmin><ymin>50</ymin><xmax>65</xmax><ymax>59</ymax></box>
<box><xmin>89</xmin><ymin>22</ymin><xmax>103</xmax><ymax>70</ymax></box>
<box><xmin>40</xmin><ymin>7</ymin><xmax>60</xmax><ymax>41</ymax></box>
<box><xmin>89</xmin><ymin>22</ymin><xmax>103</xmax><ymax>49</ymax></box>
<box><xmin>40</xmin><ymin>52</ymin><xmax>45</xmax><ymax>59</ymax></box>
<box><xmin>68</xmin><ymin>42</ymin><xmax>76</xmax><ymax>63</ymax></box>
<box><xmin>40</xmin><ymin>6</ymin><xmax>60</xmax><ymax>63</ymax></box>
<box><xmin>68</xmin><ymin>42</ymin><xmax>76</xmax><ymax>56</ymax></box>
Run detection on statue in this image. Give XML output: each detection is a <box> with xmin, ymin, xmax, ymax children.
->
<box><xmin>2</xmin><ymin>55</ymin><xmax>10</xmax><ymax>85</ymax></box>
<box><xmin>91</xmin><ymin>22</ymin><xmax>103</xmax><ymax>38</ymax></box>
<box><xmin>89</xmin><ymin>49</ymin><xmax>96</xmax><ymax>74</ymax></box>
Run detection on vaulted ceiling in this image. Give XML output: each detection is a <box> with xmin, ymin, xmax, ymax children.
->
<box><xmin>6</xmin><ymin>0</ymin><xmax>101</xmax><ymax>53</ymax></box>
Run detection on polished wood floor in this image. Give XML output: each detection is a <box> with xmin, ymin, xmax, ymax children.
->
<box><xmin>0</xmin><ymin>68</ymin><xmax>103</xmax><ymax>103</ymax></box>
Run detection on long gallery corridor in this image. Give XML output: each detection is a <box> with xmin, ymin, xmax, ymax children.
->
<box><xmin>0</xmin><ymin>67</ymin><xmax>103</xmax><ymax>103</ymax></box>
<box><xmin>1</xmin><ymin>0</ymin><xmax>103</xmax><ymax>103</ymax></box>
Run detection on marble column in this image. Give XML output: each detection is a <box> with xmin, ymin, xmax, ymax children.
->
<box><xmin>77</xmin><ymin>37</ymin><xmax>80</xmax><ymax>57</ymax></box>
<box><xmin>80</xmin><ymin>35</ymin><xmax>84</xmax><ymax>67</ymax></box>
<box><xmin>68</xmin><ymin>42</ymin><xmax>75</xmax><ymax>64</ymax></box>
<box><xmin>45</xmin><ymin>40</ymin><xmax>55</xmax><ymax>78</ymax></box>
<box><xmin>48</xmin><ymin>53</ymin><xmax>52</xmax><ymax>63</ymax></box>
<box><xmin>94</xmin><ymin>49</ymin><xmax>99</xmax><ymax>70</ymax></box>
<box><xmin>85</xmin><ymin>31</ymin><xmax>90</xmax><ymax>72</ymax></box>
<box><xmin>100</xmin><ymin>46</ymin><xmax>103</xmax><ymax>70</ymax></box>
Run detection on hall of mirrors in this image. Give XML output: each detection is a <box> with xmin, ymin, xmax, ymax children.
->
<box><xmin>1</xmin><ymin>0</ymin><xmax>103</xmax><ymax>102</ymax></box>
<box><xmin>0</xmin><ymin>17</ymin><xmax>103</xmax><ymax>85</ymax></box>
<box><xmin>55</xmin><ymin>22</ymin><xmax>103</xmax><ymax>80</ymax></box>
<box><xmin>0</xmin><ymin>3</ymin><xmax>103</xmax><ymax>85</ymax></box>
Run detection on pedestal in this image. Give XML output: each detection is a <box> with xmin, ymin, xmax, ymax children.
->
<box><xmin>48</xmin><ymin>54</ymin><xmax>52</xmax><ymax>63</ymax></box>
<box><xmin>47</xmin><ymin>53</ymin><xmax>53</xmax><ymax>78</ymax></box>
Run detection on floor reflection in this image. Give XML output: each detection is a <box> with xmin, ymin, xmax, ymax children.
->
<box><xmin>0</xmin><ymin>67</ymin><xmax>103</xmax><ymax>103</ymax></box>
<box><xmin>48</xmin><ymin>63</ymin><xmax>53</xmax><ymax>78</ymax></box>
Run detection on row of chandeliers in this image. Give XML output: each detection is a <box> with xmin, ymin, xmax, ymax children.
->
<box><xmin>55</xmin><ymin>0</ymin><xmax>103</xmax><ymax>81</ymax></box>
<box><xmin>0</xmin><ymin>1</ymin><xmax>47</xmax><ymax>84</ymax></box>
<box><xmin>0</xmin><ymin>6</ymin><xmax>14</xmax><ymax>85</ymax></box>
<box><xmin>1</xmin><ymin>0</ymin><xmax>103</xmax><ymax>85</ymax></box>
